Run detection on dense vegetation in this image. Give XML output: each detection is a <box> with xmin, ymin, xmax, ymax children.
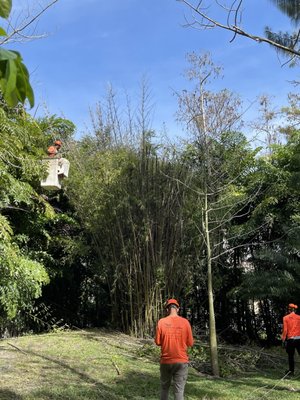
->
<box><xmin>0</xmin><ymin>0</ymin><xmax>300</xmax><ymax>380</ymax></box>
<box><xmin>1</xmin><ymin>77</ymin><xmax>300</xmax><ymax>343</ymax></box>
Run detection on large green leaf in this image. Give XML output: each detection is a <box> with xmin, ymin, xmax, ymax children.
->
<box><xmin>0</xmin><ymin>27</ymin><xmax>7</xmax><ymax>36</ymax></box>
<box><xmin>0</xmin><ymin>0</ymin><xmax>12</xmax><ymax>19</ymax></box>
<box><xmin>15</xmin><ymin>53</ymin><xmax>34</xmax><ymax>107</ymax></box>
<box><xmin>0</xmin><ymin>48</ymin><xmax>17</xmax><ymax>61</ymax></box>
<box><xmin>0</xmin><ymin>49</ymin><xmax>34</xmax><ymax>107</ymax></box>
<box><xmin>5</xmin><ymin>58</ymin><xmax>17</xmax><ymax>99</ymax></box>
<box><xmin>0</xmin><ymin>58</ymin><xmax>17</xmax><ymax>107</ymax></box>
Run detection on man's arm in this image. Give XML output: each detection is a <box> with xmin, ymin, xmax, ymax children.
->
<box><xmin>282</xmin><ymin>317</ymin><xmax>288</xmax><ymax>341</ymax></box>
<box><xmin>186</xmin><ymin>321</ymin><xmax>194</xmax><ymax>347</ymax></box>
<box><xmin>155</xmin><ymin>322</ymin><xmax>161</xmax><ymax>346</ymax></box>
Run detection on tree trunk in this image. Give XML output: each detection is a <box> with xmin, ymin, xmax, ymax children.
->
<box><xmin>204</xmin><ymin>192</ymin><xmax>220</xmax><ymax>376</ymax></box>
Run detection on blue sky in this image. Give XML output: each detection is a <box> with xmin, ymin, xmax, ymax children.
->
<box><xmin>7</xmin><ymin>0</ymin><xmax>299</xmax><ymax>139</ymax></box>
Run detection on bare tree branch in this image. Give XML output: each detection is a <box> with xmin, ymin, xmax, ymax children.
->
<box><xmin>0</xmin><ymin>0</ymin><xmax>59</xmax><ymax>45</ymax></box>
<box><xmin>178</xmin><ymin>0</ymin><xmax>300</xmax><ymax>57</ymax></box>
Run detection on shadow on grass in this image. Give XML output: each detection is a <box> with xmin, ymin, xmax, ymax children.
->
<box><xmin>0</xmin><ymin>389</ymin><xmax>23</xmax><ymax>399</ymax></box>
<box><xmin>20</xmin><ymin>347</ymin><xmax>157</xmax><ymax>399</ymax></box>
<box><xmin>110</xmin><ymin>369</ymin><xmax>300</xmax><ymax>399</ymax></box>
<box><xmin>27</xmin><ymin>368</ymin><xmax>218</xmax><ymax>400</ymax></box>
<box><xmin>9</xmin><ymin>338</ymin><xmax>300</xmax><ymax>400</ymax></box>
<box><xmin>189</xmin><ymin>369</ymin><xmax>300</xmax><ymax>399</ymax></box>
<box><xmin>25</xmin><ymin>345</ymin><xmax>299</xmax><ymax>400</ymax></box>
<box><xmin>113</xmin><ymin>369</ymin><xmax>221</xmax><ymax>400</ymax></box>
<box><xmin>20</xmin><ymin>350</ymin><xmax>124</xmax><ymax>400</ymax></box>
<box><xmin>17</xmin><ymin>344</ymin><xmax>211</xmax><ymax>400</ymax></box>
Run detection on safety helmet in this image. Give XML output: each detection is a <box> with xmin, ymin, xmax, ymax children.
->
<box><xmin>54</xmin><ymin>140</ymin><xmax>62</xmax><ymax>146</ymax></box>
<box><xmin>288</xmin><ymin>303</ymin><xmax>298</xmax><ymax>309</ymax></box>
<box><xmin>166</xmin><ymin>299</ymin><xmax>179</xmax><ymax>308</ymax></box>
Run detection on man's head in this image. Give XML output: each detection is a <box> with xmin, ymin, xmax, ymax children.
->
<box><xmin>166</xmin><ymin>298</ymin><xmax>179</xmax><ymax>314</ymax></box>
<box><xmin>54</xmin><ymin>139</ymin><xmax>62</xmax><ymax>148</ymax></box>
<box><xmin>288</xmin><ymin>303</ymin><xmax>298</xmax><ymax>312</ymax></box>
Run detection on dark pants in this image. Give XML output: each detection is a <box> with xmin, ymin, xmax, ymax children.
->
<box><xmin>286</xmin><ymin>338</ymin><xmax>300</xmax><ymax>372</ymax></box>
<box><xmin>160</xmin><ymin>363</ymin><xmax>188</xmax><ymax>400</ymax></box>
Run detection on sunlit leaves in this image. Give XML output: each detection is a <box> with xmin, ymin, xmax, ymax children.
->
<box><xmin>0</xmin><ymin>1</ymin><xmax>35</xmax><ymax>107</ymax></box>
<box><xmin>0</xmin><ymin>0</ymin><xmax>12</xmax><ymax>19</ymax></box>
<box><xmin>0</xmin><ymin>49</ymin><xmax>34</xmax><ymax>107</ymax></box>
<box><xmin>0</xmin><ymin>27</ymin><xmax>7</xmax><ymax>36</ymax></box>
<box><xmin>0</xmin><ymin>214</ymin><xmax>12</xmax><ymax>241</ymax></box>
<box><xmin>0</xmin><ymin>241</ymin><xmax>49</xmax><ymax>319</ymax></box>
<box><xmin>0</xmin><ymin>104</ymin><xmax>52</xmax><ymax>320</ymax></box>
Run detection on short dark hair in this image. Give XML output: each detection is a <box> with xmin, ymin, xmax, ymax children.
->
<box><xmin>168</xmin><ymin>304</ymin><xmax>178</xmax><ymax>310</ymax></box>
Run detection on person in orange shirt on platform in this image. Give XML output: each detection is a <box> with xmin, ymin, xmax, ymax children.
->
<box><xmin>282</xmin><ymin>303</ymin><xmax>300</xmax><ymax>376</ymax></box>
<box><xmin>155</xmin><ymin>299</ymin><xmax>194</xmax><ymax>400</ymax></box>
<box><xmin>47</xmin><ymin>139</ymin><xmax>62</xmax><ymax>158</ymax></box>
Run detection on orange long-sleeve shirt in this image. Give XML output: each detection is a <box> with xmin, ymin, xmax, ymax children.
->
<box><xmin>155</xmin><ymin>315</ymin><xmax>194</xmax><ymax>364</ymax></box>
<box><xmin>282</xmin><ymin>312</ymin><xmax>300</xmax><ymax>340</ymax></box>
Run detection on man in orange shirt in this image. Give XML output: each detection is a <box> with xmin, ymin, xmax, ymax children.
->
<box><xmin>282</xmin><ymin>303</ymin><xmax>300</xmax><ymax>376</ymax></box>
<box><xmin>47</xmin><ymin>139</ymin><xmax>62</xmax><ymax>158</ymax></box>
<box><xmin>155</xmin><ymin>299</ymin><xmax>194</xmax><ymax>400</ymax></box>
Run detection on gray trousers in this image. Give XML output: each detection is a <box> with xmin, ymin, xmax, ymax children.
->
<box><xmin>159</xmin><ymin>363</ymin><xmax>189</xmax><ymax>400</ymax></box>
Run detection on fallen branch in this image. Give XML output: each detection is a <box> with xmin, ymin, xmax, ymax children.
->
<box><xmin>111</xmin><ymin>359</ymin><xmax>121</xmax><ymax>375</ymax></box>
<box><xmin>7</xmin><ymin>342</ymin><xmax>28</xmax><ymax>355</ymax></box>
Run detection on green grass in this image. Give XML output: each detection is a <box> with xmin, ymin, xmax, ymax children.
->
<box><xmin>0</xmin><ymin>329</ymin><xmax>300</xmax><ymax>399</ymax></box>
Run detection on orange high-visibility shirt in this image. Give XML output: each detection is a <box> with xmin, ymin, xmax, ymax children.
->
<box><xmin>155</xmin><ymin>315</ymin><xmax>194</xmax><ymax>364</ymax></box>
<box><xmin>282</xmin><ymin>312</ymin><xmax>300</xmax><ymax>340</ymax></box>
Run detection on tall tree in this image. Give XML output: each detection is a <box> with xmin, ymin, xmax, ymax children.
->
<box><xmin>176</xmin><ymin>52</ymin><xmax>260</xmax><ymax>375</ymax></box>
<box><xmin>237</xmin><ymin>95</ymin><xmax>300</xmax><ymax>324</ymax></box>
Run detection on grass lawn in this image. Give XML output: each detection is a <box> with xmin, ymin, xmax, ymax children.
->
<box><xmin>0</xmin><ymin>329</ymin><xmax>300</xmax><ymax>399</ymax></box>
